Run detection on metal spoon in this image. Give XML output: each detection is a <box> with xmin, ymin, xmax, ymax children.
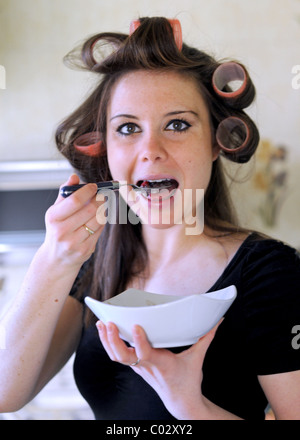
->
<box><xmin>60</xmin><ymin>180</ymin><xmax>173</xmax><ymax>198</ymax></box>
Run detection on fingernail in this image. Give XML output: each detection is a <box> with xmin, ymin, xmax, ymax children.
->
<box><xmin>133</xmin><ymin>325</ymin><xmax>141</xmax><ymax>337</ymax></box>
<box><xmin>96</xmin><ymin>321</ymin><xmax>103</xmax><ymax>332</ymax></box>
<box><xmin>90</xmin><ymin>183</ymin><xmax>98</xmax><ymax>192</ymax></box>
<box><xmin>107</xmin><ymin>322</ymin><xmax>114</xmax><ymax>333</ymax></box>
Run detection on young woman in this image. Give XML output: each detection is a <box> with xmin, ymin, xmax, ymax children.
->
<box><xmin>1</xmin><ymin>17</ymin><xmax>300</xmax><ymax>420</ymax></box>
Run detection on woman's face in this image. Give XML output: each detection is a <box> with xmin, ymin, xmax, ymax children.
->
<box><xmin>105</xmin><ymin>70</ymin><xmax>219</xmax><ymax>229</ymax></box>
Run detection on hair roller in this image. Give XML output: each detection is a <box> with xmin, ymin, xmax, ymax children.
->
<box><xmin>81</xmin><ymin>35</ymin><xmax>103</xmax><ymax>68</ymax></box>
<box><xmin>212</xmin><ymin>62</ymin><xmax>255</xmax><ymax>109</ymax></box>
<box><xmin>74</xmin><ymin>132</ymin><xmax>104</xmax><ymax>157</ymax></box>
<box><xmin>129</xmin><ymin>20</ymin><xmax>141</xmax><ymax>34</ymax></box>
<box><xmin>216</xmin><ymin>116</ymin><xmax>259</xmax><ymax>163</ymax></box>
<box><xmin>129</xmin><ymin>18</ymin><xmax>183</xmax><ymax>51</ymax></box>
<box><xmin>81</xmin><ymin>33</ymin><xmax>126</xmax><ymax>69</ymax></box>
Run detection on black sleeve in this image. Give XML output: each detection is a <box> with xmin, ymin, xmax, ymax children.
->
<box><xmin>242</xmin><ymin>239</ymin><xmax>300</xmax><ymax>375</ymax></box>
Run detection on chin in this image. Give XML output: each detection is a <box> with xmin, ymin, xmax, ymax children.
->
<box><xmin>129</xmin><ymin>195</ymin><xmax>179</xmax><ymax>227</ymax></box>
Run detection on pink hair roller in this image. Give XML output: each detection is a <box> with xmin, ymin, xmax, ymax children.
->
<box><xmin>74</xmin><ymin>132</ymin><xmax>103</xmax><ymax>157</ymax></box>
<box><xmin>129</xmin><ymin>19</ymin><xmax>183</xmax><ymax>51</ymax></box>
<box><xmin>212</xmin><ymin>62</ymin><xmax>247</xmax><ymax>100</ymax></box>
<box><xmin>216</xmin><ymin>116</ymin><xmax>250</xmax><ymax>153</ymax></box>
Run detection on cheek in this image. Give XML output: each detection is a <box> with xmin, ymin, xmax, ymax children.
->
<box><xmin>107</xmin><ymin>145</ymin><xmax>119</xmax><ymax>175</ymax></box>
<box><xmin>187</xmin><ymin>155</ymin><xmax>213</xmax><ymax>190</ymax></box>
<box><xmin>107</xmin><ymin>147</ymin><xmax>132</xmax><ymax>181</ymax></box>
<box><xmin>106</xmin><ymin>132</ymin><xmax>119</xmax><ymax>175</ymax></box>
<box><xmin>107</xmin><ymin>154</ymin><xmax>120</xmax><ymax>179</ymax></box>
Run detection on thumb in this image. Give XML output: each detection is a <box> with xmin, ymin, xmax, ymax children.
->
<box><xmin>192</xmin><ymin>318</ymin><xmax>224</xmax><ymax>360</ymax></box>
<box><xmin>204</xmin><ymin>317</ymin><xmax>224</xmax><ymax>341</ymax></box>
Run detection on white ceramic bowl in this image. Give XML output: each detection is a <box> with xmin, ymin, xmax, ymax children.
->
<box><xmin>85</xmin><ymin>285</ymin><xmax>237</xmax><ymax>348</ymax></box>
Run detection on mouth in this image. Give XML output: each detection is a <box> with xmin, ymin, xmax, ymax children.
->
<box><xmin>136</xmin><ymin>178</ymin><xmax>179</xmax><ymax>196</ymax></box>
<box><xmin>135</xmin><ymin>178</ymin><xmax>179</xmax><ymax>200</ymax></box>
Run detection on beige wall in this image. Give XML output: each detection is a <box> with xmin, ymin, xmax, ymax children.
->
<box><xmin>0</xmin><ymin>0</ymin><xmax>300</xmax><ymax>245</ymax></box>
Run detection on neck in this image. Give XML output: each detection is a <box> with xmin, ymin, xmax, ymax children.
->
<box><xmin>141</xmin><ymin>223</ymin><xmax>210</xmax><ymax>268</ymax></box>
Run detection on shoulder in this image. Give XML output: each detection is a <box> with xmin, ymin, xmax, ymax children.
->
<box><xmin>215</xmin><ymin>230</ymin><xmax>300</xmax><ymax>281</ymax></box>
<box><xmin>236</xmin><ymin>233</ymin><xmax>300</xmax><ymax>322</ymax></box>
<box><xmin>242</xmin><ymin>232</ymin><xmax>300</xmax><ymax>277</ymax></box>
<box><xmin>219</xmin><ymin>231</ymin><xmax>300</xmax><ymax>312</ymax></box>
<box><xmin>232</xmin><ymin>234</ymin><xmax>300</xmax><ymax>376</ymax></box>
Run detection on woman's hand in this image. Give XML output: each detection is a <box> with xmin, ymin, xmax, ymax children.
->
<box><xmin>42</xmin><ymin>174</ymin><xmax>103</xmax><ymax>269</ymax></box>
<box><xmin>96</xmin><ymin>319</ymin><xmax>222</xmax><ymax>420</ymax></box>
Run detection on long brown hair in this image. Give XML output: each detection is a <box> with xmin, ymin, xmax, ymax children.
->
<box><xmin>55</xmin><ymin>17</ymin><xmax>259</xmax><ymax>307</ymax></box>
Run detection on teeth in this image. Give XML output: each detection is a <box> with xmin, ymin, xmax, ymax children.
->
<box><xmin>147</xmin><ymin>179</ymin><xmax>171</xmax><ymax>183</ymax></box>
<box><xmin>136</xmin><ymin>178</ymin><xmax>177</xmax><ymax>197</ymax></box>
<box><xmin>139</xmin><ymin>178</ymin><xmax>173</xmax><ymax>185</ymax></box>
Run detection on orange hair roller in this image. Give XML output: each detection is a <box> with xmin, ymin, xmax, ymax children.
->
<box><xmin>129</xmin><ymin>18</ymin><xmax>183</xmax><ymax>51</ymax></box>
<box><xmin>74</xmin><ymin>132</ymin><xmax>103</xmax><ymax>157</ymax></box>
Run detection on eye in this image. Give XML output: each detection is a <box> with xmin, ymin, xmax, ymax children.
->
<box><xmin>117</xmin><ymin>122</ymin><xmax>141</xmax><ymax>136</ymax></box>
<box><xmin>165</xmin><ymin>119</ymin><xmax>191</xmax><ymax>132</ymax></box>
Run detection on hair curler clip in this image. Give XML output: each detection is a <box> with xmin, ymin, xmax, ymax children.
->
<box><xmin>129</xmin><ymin>18</ymin><xmax>183</xmax><ymax>51</ymax></box>
<box><xmin>74</xmin><ymin>132</ymin><xmax>103</xmax><ymax>157</ymax></box>
<box><xmin>212</xmin><ymin>62</ymin><xmax>255</xmax><ymax>109</ymax></box>
<box><xmin>88</xmin><ymin>35</ymin><xmax>121</xmax><ymax>67</ymax></box>
<box><xmin>213</xmin><ymin>62</ymin><xmax>247</xmax><ymax>98</ymax></box>
<box><xmin>216</xmin><ymin>116</ymin><xmax>250</xmax><ymax>153</ymax></box>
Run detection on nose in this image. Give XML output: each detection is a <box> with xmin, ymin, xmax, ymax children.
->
<box><xmin>140</xmin><ymin>133</ymin><xmax>168</xmax><ymax>163</ymax></box>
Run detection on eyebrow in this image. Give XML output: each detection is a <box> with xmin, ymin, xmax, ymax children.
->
<box><xmin>110</xmin><ymin>114</ymin><xmax>138</xmax><ymax>121</ymax></box>
<box><xmin>166</xmin><ymin>110</ymin><xmax>199</xmax><ymax>118</ymax></box>
<box><xmin>109</xmin><ymin>110</ymin><xmax>199</xmax><ymax>121</ymax></box>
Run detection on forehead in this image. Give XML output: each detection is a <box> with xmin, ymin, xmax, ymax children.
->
<box><xmin>107</xmin><ymin>70</ymin><xmax>208</xmax><ymax>114</ymax></box>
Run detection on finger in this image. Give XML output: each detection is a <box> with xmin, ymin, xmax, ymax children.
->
<box><xmin>96</xmin><ymin>321</ymin><xmax>117</xmax><ymax>360</ymax></box>
<box><xmin>64</xmin><ymin>200</ymin><xmax>100</xmax><ymax>236</ymax></box>
<box><xmin>106</xmin><ymin>322</ymin><xmax>136</xmax><ymax>362</ymax></box>
<box><xmin>60</xmin><ymin>183</ymin><xmax>98</xmax><ymax>219</ymax></box>
<box><xmin>188</xmin><ymin>318</ymin><xmax>224</xmax><ymax>361</ymax></box>
<box><xmin>77</xmin><ymin>223</ymin><xmax>103</xmax><ymax>247</ymax></box>
<box><xmin>78</xmin><ymin>220</ymin><xmax>103</xmax><ymax>242</ymax></box>
<box><xmin>204</xmin><ymin>318</ymin><xmax>224</xmax><ymax>341</ymax></box>
<box><xmin>132</xmin><ymin>325</ymin><xmax>155</xmax><ymax>362</ymax></box>
<box><xmin>97</xmin><ymin>321</ymin><xmax>135</xmax><ymax>363</ymax></box>
<box><xmin>49</xmin><ymin>182</ymin><xmax>98</xmax><ymax>224</ymax></box>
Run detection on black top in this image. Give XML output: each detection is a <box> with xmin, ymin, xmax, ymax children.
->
<box><xmin>71</xmin><ymin>233</ymin><xmax>300</xmax><ymax>420</ymax></box>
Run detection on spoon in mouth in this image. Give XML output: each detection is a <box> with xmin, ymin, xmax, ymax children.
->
<box><xmin>60</xmin><ymin>180</ymin><xmax>176</xmax><ymax>198</ymax></box>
